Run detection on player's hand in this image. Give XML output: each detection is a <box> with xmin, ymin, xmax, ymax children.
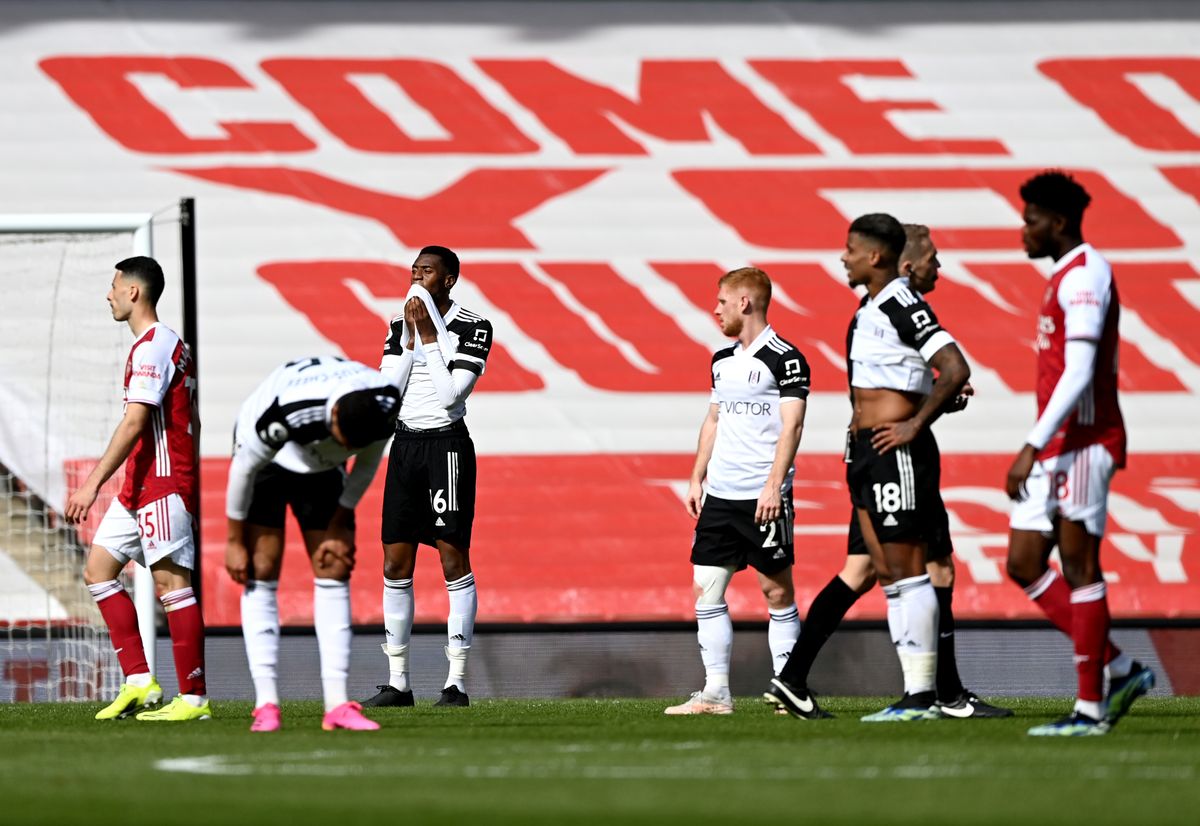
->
<box><xmin>1006</xmin><ymin>444</ymin><xmax>1038</xmax><ymax>501</ymax></box>
<box><xmin>406</xmin><ymin>297</ymin><xmax>438</xmax><ymax>344</ymax></box>
<box><xmin>316</xmin><ymin>511</ymin><xmax>356</xmax><ymax>574</ymax></box>
<box><xmin>755</xmin><ymin>485</ymin><xmax>782</xmax><ymax>526</ymax></box>
<box><xmin>225</xmin><ymin>540</ymin><xmax>251</xmax><ymax>585</ymax></box>
<box><xmin>944</xmin><ymin>381</ymin><xmax>975</xmax><ymax>414</ymax></box>
<box><xmin>64</xmin><ymin>485</ymin><xmax>98</xmax><ymax>525</ymax></box>
<box><xmin>685</xmin><ymin>479</ymin><xmax>705</xmax><ymax>519</ymax></box>
<box><xmin>871</xmin><ymin>419</ymin><xmax>920</xmax><ymax>453</ymax></box>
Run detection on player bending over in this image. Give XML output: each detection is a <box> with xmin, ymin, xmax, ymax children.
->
<box><xmin>1006</xmin><ymin>171</ymin><xmax>1154</xmax><ymax>737</ymax></box>
<box><xmin>225</xmin><ymin>356</ymin><xmax>399</xmax><ymax>732</ymax></box>
<box><xmin>765</xmin><ymin>225</ymin><xmax>1010</xmax><ymax>720</ymax></box>
<box><xmin>363</xmin><ymin>246</ymin><xmax>493</xmax><ymax>709</ymax></box>
<box><xmin>664</xmin><ymin>266</ymin><xmax>810</xmax><ymax>716</ymax></box>
<box><xmin>65</xmin><ymin>256</ymin><xmax>209</xmax><ymax>723</ymax></box>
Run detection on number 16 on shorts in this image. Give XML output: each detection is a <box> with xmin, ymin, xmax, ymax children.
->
<box><xmin>429</xmin><ymin>451</ymin><xmax>461</xmax><ymax>513</ymax></box>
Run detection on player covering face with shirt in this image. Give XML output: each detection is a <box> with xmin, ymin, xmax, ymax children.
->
<box><xmin>365</xmin><ymin>246</ymin><xmax>493</xmax><ymax>709</ymax></box>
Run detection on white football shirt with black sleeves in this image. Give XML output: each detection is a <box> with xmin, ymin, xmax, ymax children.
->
<box><xmin>226</xmin><ymin>356</ymin><xmax>400</xmax><ymax>520</ymax></box>
<box><xmin>705</xmin><ymin>326</ymin><xmax>811</xmax><ymax>500</ymax></box>
<box><xmin>849</xmin><ymin>277</ymin><xmax>956</xmax><ymax>394</ymax></box>
<box><xmin>380</xmin><ymin>302</ymin><xmax>493</xmax><ymax>430</ymax></box>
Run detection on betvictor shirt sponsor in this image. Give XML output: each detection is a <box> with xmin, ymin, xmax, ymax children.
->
<box><xmin>705</xmin><ymin>326</ymin><xmax>810</xmax><ymax>500</ymax></box>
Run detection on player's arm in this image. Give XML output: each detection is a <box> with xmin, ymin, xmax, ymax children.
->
<box><xmin>1006</xmin><ymin>269</ymin><xmax>1108</xmax><ymax>499</ymax></box>
<box><xmin>380</xmin><ymin>315</ymin><xmax>415</xmax><ymax>393</ymax></box>
<box><xmin>224</xmin><ymin>410</ymin><xmax>281</xmax><ymax>584</ymax></box>
<box><xmin>412</xmin><ymin>299</ymin><xmax>491</xmax><ymax>409</ymax></box>
<box><xmin>871</xmin><ymin>298</ymin><xmax>970</xmax><ymax>452</ymax></box>
<box><xmin>757</xmin><ymin>398</ymin><xmax>807</xmax><ymax>525</ymax></box>
<box><xmin>685</xmin><ymin>403</ymin><xmax>720</xmax><ymax>519</ymax></box>
<box><xmin>1005</xmin><ymin>338</ymin><xmax>1099</xmax><ymax>500</ymax></box>
<box><xmin>64</xmin><ymin>402</ymin><xmax>153</xmax><ymax>523</ymax></box>
<box><xmin>315</xmin><ymin>438</ymin><xmax>388</xmax><ymax>571</ymax></box>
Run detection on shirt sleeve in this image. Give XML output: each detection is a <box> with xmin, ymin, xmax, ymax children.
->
<box><xmin>884</xmin><ymin>295</ymin><xmax>957</xmax><ymax>362</ymax></box>
<box><xmin>338</xmin><ymin>439</ymin><xmax>387</xmax><ymax>510</ymax></box>
<box><xmin>1059</xmin><ymin>266</ymin><xmax>1110</xmax><ymax>341</ymax></box>
<box><xmin>449</xmin><ymin>319</ymin><xmax>493</xmax><ymax>376</ymax></box>
<box><xmin>381</xmin><ymin>315</ymin><xmax>407</xmax><ymax>360</ymax></box>
<box><xmin>225</xmin><ymin>415</ymin><xmax>277</xmax><ymax>520</ymax></box>
<box><xmin>126</xmin><ymin>338</ymin><xmax>174</xmax><ymax>406</ymax></box>
<box><xmin>770</xmin><ymin>347</ymin><xmax>812</xmax><ymax>401</ymax></box>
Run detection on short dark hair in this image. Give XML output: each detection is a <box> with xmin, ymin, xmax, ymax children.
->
<box><xmin>1019</xmin><ymin>170</ymin><xmax>1091</xmax><ymax>227</ymax></box>
<box><xmin>115</xmin><ymin>256</ymin><xmax>165</xmax><ymax>305</ymax></box>
<box><xmin>848</xmin><ymin>213</ymin><xmax>907</xmax><ymax>259</ymax></box>
<box><xmin>334</xmin><ymin>387</ymin><xmax>400</xmax><ymax>449</ymax></box>
<box><xmin>419</xmin><ymin>245</ymin><xmax>460</xmax><ymax>276</ymax></box>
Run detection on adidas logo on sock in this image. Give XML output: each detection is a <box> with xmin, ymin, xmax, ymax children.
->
<box><xmin>883</xmin><ymin>514</ymin><xmax>899</xmax><ymax>527</ymax></box>
<box><xmin>435</xmin><ymin>517</ymin><xmax>446</xmax><ymax>526</ymax></box>
<box><xmin>187</xmin><ymin>668</ymin><xmax>204</xmax><ymax>679</ymax></box>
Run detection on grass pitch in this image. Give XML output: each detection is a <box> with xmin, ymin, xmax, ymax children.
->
<box><xmin>2</xmin><ymin>696</ymin><xmax>1197</xmax><ymax>825</ymax></box>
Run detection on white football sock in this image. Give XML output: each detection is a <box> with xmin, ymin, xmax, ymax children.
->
<box><xmin>445</xmin><ymin>645</ymin><xmax>470</xmax><ymax>691</ymax></box>
<box><xmin>241</xmin><ymin>579</ymin><xmax>280</xmax><ymax>708</ymax></box>
<box><xmin>382</xmin><ymin>577</ymin><xmax>414</xmax><ymax>691</ymax></box>
<box><xmin>1106</xmin><ymin>651</ymin><xmax>1133</xmax><ymax>679</ymax></box>
<box><xmin>894</xmin><ymin>574</ymin><xmax>939</xmax><ymax>696</ymax></box>
<box><xmin>314</xmin><ymin>578</ymin><xmax>351</xmax><ymax>711</ymax></box>
<box><xmin>1075</xmin><ymin>698</ymin><xmax>1105</xmax><ymax>720</ymax></box>
<box><xmin>767</xmin><ymin>604</ymin><xmax>800</xmax><ymax>676</ymax></box>
<box><xmin>444</xmin><ymin>573</ymin><xmax>477</xmax><ymax>690</ymax></box>
<box><xmin>696</xmin><ymin>603</ymin><xmax>732</xmax><ymax>695</ymax></box>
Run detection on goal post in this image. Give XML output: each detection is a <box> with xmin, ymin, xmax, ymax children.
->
<box><xmin>0</xmin><ymin>201</ymin><xmax>197</xmax><ymax>701</ymax></box>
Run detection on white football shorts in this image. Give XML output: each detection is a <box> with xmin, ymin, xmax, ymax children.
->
<box><xmin>1009</xmin><ymin>443</ymin><xmax>1116</xmax><ymax>538</ymax></box>
<box><xmin>93</xmin><ymin>493</ymin><xmax>196</xmax><ymax>569</ymax></box>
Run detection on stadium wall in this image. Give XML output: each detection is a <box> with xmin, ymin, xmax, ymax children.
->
<box><xmin>1</xmin><ymin>2</ymin><xmax>1199</xmax><ymax>632</ymax></box>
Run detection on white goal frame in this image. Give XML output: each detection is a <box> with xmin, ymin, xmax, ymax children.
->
<box><xmin>0</xmin><ymin>213</ymin><xmax>159</xmax><ymax>675</ymax></box>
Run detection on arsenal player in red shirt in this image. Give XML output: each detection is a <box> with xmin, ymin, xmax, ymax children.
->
<box><xmin>1005</xmin><ymin>171</ymin><xmax>1154</xmax><ymax>737</ymax></box>
<box><xmin>65</xmin><ymin>256</ymin><xmax>209</xmax><ymax>722</ymax></box>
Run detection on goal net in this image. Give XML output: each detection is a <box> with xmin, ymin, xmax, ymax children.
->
<box><xmin>0</xmin><ymin>210</ymin><xmax>186</xmax><ymax>702</ymax></box>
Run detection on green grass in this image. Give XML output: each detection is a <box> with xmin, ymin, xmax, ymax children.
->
<box><xmin>1</xmin><ymin>697</ymin><xmax>1197</xmax><ymax>825</ymax></box>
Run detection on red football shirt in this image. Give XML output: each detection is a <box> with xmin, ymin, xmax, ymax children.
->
<box><xmin>118</xmin><ymin>323</ymin><xmax>199</xmax><ymax>512</ymax></box>
<box><xmin>1035</xmin><ymin>243</ymin><xmax>1126</xmax><ymax>467</ymax></box>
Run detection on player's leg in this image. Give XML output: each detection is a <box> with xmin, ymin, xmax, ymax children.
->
<box><xmin>853</xmin><ymin>434</ymin><xmax>940</xmax><ymax>721</ymax></box>
<box><xmin>363</xmin><ymin>541</ymin><xmax>418</xmax><ymax>707</ymax></box>
<box><xmin>773</xmin><ymin>511</ymin><xmax>875</xmax><ymax>707</ymax></box>
<box><xmin>1008</xmin><ymin>526</ymin><xmax>1130</xmax><ymax>678</ymax></box>
<box><xmin>1030</xmin><ymin>446</ymin><xmax>1153</xmax><ymax>735</ymax></box>
<box><xmin>241</xmin><ymin>522</ymin><xmax>284</xmax><ymax>731</ymax></box>
<box><xmin>413</xmin><ymin>428</ymin><xmax>481</xmax><ymax>708</ymax></box>
<box><xmin>365</xmin><ymin>435</ymin><xmax>422</xmax><ymax>707</ymax></box>
<box><xmin>927</xmin><ymin>552</ymin><xmax>1013</xmax><ymax>718</ymax></box>
<box><xmin>233</xmin><ymin>464</ymin><xmax>288</xmax><ymax>730</ymax></box>
<box><xmin>434</xmin><ymin>539</ymin><xmax>474</xmax><ymax>706</ymax></box>
<box><xmin>666</xmin><ymin>496</ymin><xmax>739</xmax><ymax>715</ymax></box>
<box><xmin>134</xmin><ymin>557</ymin><xmax>210</xmax><ymax>721</ymax></box>
<box><xmin>757</xmin><ymin>565</ymin><xmax>799</xmax><ymax>677</ymax></box>
<box><xmin>862</xmin><ymin>513</ymin><xmax>940</xmax><ymax>721</ymax></box>
<box><xmin>85</xmin><ymin>501</ymin><xmax>161</xmax><ymax>719</ymax></box>
<box><xmin>134</xmin><ymin>495</ymin><xmax>211</xmax><ymax>722</ymax></box>
<box><xmin>752</xmin><ymin>495</ymin><xmax>799</xmax><ymax>677</ymax></box>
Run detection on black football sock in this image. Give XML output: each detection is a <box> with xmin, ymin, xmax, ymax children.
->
<box><xmin>778</xmin><ymin>575</ymin><xmax>860</xmax><ymax>687</ymax></box>
<box><xmin>934</xmin><ymin>585</ymin><xmax>966</xmax><ymax>701</ymax></box>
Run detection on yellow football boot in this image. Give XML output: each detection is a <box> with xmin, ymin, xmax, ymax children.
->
<box><xmin>135</xmin><ymin>694</ymin><xmax>213</xmax><ymax>722</ymax></box>
<box><xmin>94</xmin><ymin>678</ymin><xmax>163</xmax><ymax>720</ymax></box>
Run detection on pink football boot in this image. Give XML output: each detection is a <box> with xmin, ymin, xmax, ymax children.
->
<box><xmin>322</xmin><ymin>701</ymin><xmax>380</xmax><ymax>731</ymax></box>
<box><xmin>250</xmin><ymin>703</ymin><xmax>281</xmax><ymax>733</ymax></box>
